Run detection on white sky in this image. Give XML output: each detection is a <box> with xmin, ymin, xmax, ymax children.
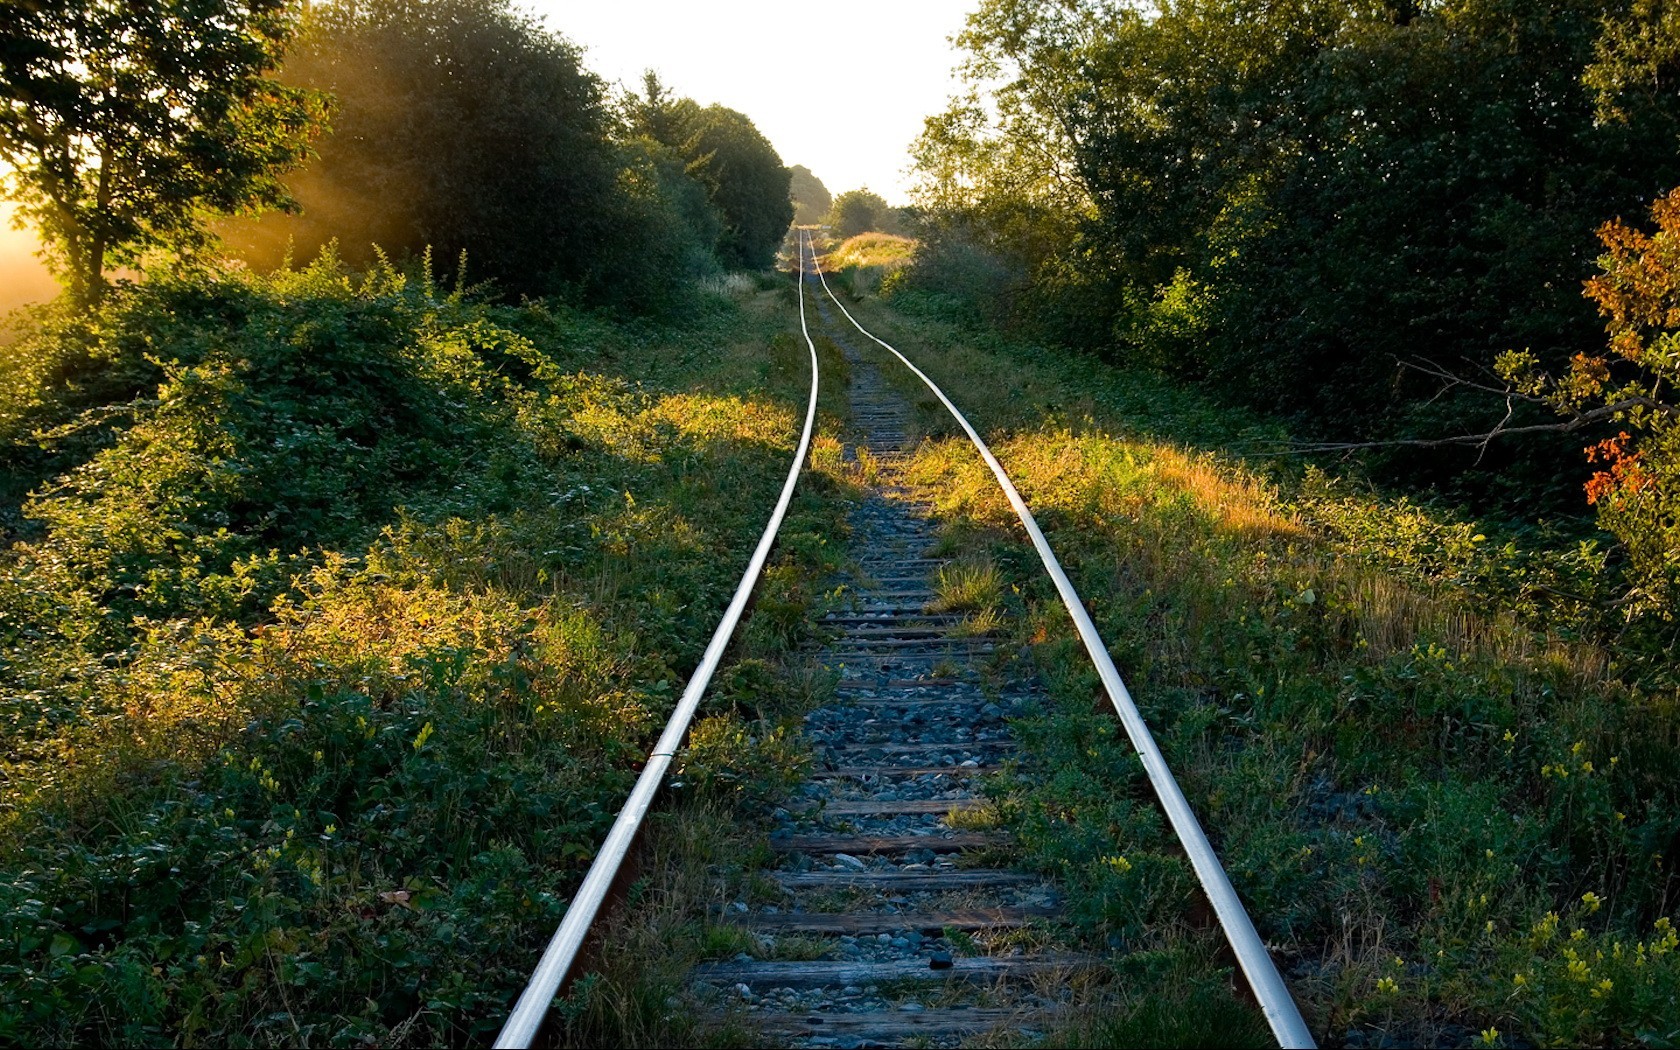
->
<box><xmin>533</xmin><ymin>0</ymin><xmax>976</xmax><ymax>205</ymax></box>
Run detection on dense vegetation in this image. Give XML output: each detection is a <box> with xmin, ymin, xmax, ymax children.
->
<box><xmin>906</xmin><ymin>0</ymin><xmax>1680</xmax><ymax>508</ymax></box>
<box><xmin>842</xmin><ymin>290</ymin><xmax>1680</xmax><ymax>1048</ymax></box>
<box><xmin>820</xmin><ymin>230</ymin><xmax>917</xmax><ymax>298</ymax></box>
<box><xmin>622</xmin><ymin>73</ymin><xmax>796</xmax><ymax>271</ymax></box>
<box><xmin>0</xmin><ymin>258</ymin><xmax>835</xmax><ymax>1046</ymax></box>
<box><xmin>0</xmin><ymin>0</ymin><xmax>816</xmax><ymax>1043</ymax></box>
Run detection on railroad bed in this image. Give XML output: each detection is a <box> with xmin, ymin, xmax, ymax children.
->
<box><xmin>686</xmin><ymin>285</ymin><xmax>1092</xmax><ymax>1048</ymax></box>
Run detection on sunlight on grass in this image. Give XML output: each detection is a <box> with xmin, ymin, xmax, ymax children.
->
<box><xmin>844</xmin><ymin>289</ymin><xmax>1672</xmax><ymax>1048</ymax></box>
<box><xmin>929</xmin><ymin>558</ymin><xmax>1004</xmax><ymax>614</ymax></box>
<box><xmin>0</xmin><ymin>258</ymin><xmax>846</xmax><ymax>1046</ymax></box>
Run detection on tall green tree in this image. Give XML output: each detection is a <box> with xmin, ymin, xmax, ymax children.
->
<box><xmin>624</xmin><ymin>76</ymin><xmax>792</xmax><ymax>269</ymax></box>
<box><xmin>0</xmin><ymin>0</ymin><xmax>326</xmax><ymax>302</ymax></box>
<box><xmin>828</xmin><ymin>188</ymin><xmax>889</xmax><ymax>238</ymax></box>
<box><xmin>683</xmin><ymin>105</ymin><xmax>793</xmax><ymax>268</ymax></box>
<box><xmin>226</xmin><ymin>0</ymin><xmax>627</xmax><ymax>300</ymax></box>
<box><xmin>789</xmin><ymin>164</ymin><xmax>831</xmax><ymax>226</ymax></box>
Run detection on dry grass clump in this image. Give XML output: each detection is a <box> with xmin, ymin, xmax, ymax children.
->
<box><xmin>827</xmin><ymin>233</ymin><xmax>917</xmax><ymax>270</ymax></box>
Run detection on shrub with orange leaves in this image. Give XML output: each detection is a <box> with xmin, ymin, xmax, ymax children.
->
<box><xmin>1575</xmin><ymin>189</ymin><xmax>1680</xmax><ymax>616</ymax></box>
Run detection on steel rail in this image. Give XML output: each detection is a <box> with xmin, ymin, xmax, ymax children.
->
<box><xmin>810</xmin><ymin>255</ymin><xmax>1317</xmax><ymax>1050</ymax></box>
<box><xmin>492</xmin><ymin>238</ymin><xmax>823</xmax><ymax>1050</ymax></box>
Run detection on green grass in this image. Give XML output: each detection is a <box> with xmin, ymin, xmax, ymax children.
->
<box><xmin>831</xmin><ymin>289</ymin><xmax>1680</xmax><ymax>1048</ymax></box>
<box><xmin>823</xmin><ymin>232</ymin><xmax>917</xmax><ymax>299</ymax></box>
<box><xmin>0</xmin><ymin>258</ymin><xmax>853</xmax><ymax>1046</ymax></box>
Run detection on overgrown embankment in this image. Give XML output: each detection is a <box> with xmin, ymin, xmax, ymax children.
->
<box><xmin>816</xmin><ymin>232</ymin><xmax>916</xmax><ymax>300</ymax></box>
<box><xmin>841</xmin><ymin>289</ymin><xmax>1680</xmax><ymax>1048</ymax></box>
<box><xmin>0</xmin><ymin>261</ymin><xmax>842</xmax><ymax>1046</ymax></box>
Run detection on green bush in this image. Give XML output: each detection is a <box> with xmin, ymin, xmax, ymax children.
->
<box><xmin>0</xmin><ymin>257</ymin><xmax>828</xmax><ymax>1045</ymax></box>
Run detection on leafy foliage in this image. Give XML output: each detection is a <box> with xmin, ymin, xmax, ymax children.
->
<box><xmin>1499</xmin><ymin>189</ymin><xmax>1680</xmax><ymax>626</ymax></box>
<box><xmin>220</xmin><ymin>0</ymin><xmax>719</xmax><ymax>307</ymax></box>
<box><xmin>0</xmin><ymin>260</ymin><xmax>831</xmax><ymax>1045</ymax></box>
<box><xmin>827</xmin><ymin>188</ymin><xmax>891</xmax><ymax>239</ymax></box>
<box><xmin>0</xmin><ymin>0</ymin><xmax>327</xmax><ymax>300</ymax></box>
<box><xmin>909</xmin><ymin>0</ymin><xmax>1680</xmax><ymax>503</ymax></box>
<box><xmin>627</xmin><ymin>75</ymin><xmax>794</xmax><ymax>270</ymax></box>
<box><xmin>679</xmin><ymin>106</ymin><xmax>795</xmax><ymax>269</ymax></box>
<box><xmin>788</xmin><ymin>164</ymin><xmax>831</xmax><ymax>226</ymax></box>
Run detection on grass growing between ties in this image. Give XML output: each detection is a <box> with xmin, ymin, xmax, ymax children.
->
<box><xmin>0</xmin><ymin>257</ymin><xmax>847</xmax><ymax>1047</ymax></box>
<box><xmin>831</xmin><ymin>291</ymin><xmax>1680</xmax><ymax>1048</ymax></box>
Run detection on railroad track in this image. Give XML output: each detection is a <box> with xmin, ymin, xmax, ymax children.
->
<box><xmin>494</xmin><ymin>233</ymin><xmax>1315</xmax><ymax>1049</ymax></box>
<box><xmin>686</xmin><ymin>250</ymin><xmax>1074</xmax><ymax>1046</ymax></box>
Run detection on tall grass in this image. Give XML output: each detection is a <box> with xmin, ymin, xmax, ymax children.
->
<box><xmin>840</xmin><ymin>291</ymin><xmax>1680</xmax><ymax>1047</ymax></box>
<box><xmin>0</xmin><ymin>261</ymin><xmax>850</xmax><ymax>1046</ymax></box>
<box><xmin>824</xmin><ymin>232</ymin><xmax>916</xmax><ymax>298</ymax></box>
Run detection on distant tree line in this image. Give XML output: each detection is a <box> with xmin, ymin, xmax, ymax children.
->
<box><xmin>2</xmin><ymin>0</ymin><xmax>794</xmax><ymax>310</ymax></box>
<box><xmin>230</xmin><ymin>0</ymin><xmax>792</xmax><ymax>306</ymax></box>
<box><xmin>907</xmin><ymin>0</ymin><xmax>1680</xmax><ymax>506</ymax></box>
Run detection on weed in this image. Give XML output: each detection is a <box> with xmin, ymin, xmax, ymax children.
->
<box><xmin>946</xmin><ymin>802</ymin><xmax>1004</xmax><ymax>830</ymax></box>
<box><xmin>929</xmin><ymin>558</ymin><xmax>1004</xmax><ymax>614</ymax></box>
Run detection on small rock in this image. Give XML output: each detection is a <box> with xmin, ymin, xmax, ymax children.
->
<box><xmin>901</xmin><ymin>1002</ymin><xmax>925</xmax><ymax>1012</ymax></box>
<box><xmin>929</xmin><ymin>950</ymin><xmax>954</xmax><ymax>970</ymax></box>
<box><xmin>734</xmin><ymin>982</ymin><xmax>753</xmax><ymax>997</ymax></box>
<box><xmin>731</xmin><ymin>901</ymin><xmax>749</xmax><ymax>913</ymax></box>
<box><xmin>834</xmin><ymin>853</ymin><xmax>867</xmax><ymax>871</ymax></box>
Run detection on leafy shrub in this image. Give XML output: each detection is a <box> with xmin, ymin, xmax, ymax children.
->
<box><xmin>0</xmin><ymin>256</ymin><xmax>827</xmax><ymax>1045</ymax></box>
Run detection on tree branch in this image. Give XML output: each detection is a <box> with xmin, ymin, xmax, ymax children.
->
<box><xmin>1273</xmin><ymin>397</ymin><xmax>1678</xmax><ymax>455</ymax></box>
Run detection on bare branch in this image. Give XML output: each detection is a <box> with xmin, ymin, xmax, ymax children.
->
<box><xmin>1399</xmin><ymin>354</ymin><xmax>1548</xmax><ymax>407</ymax></box>
<box><xmin>1270</xmin><ymin>397</ymin><xmax>1678</xmax><ymax>455</ymax></box>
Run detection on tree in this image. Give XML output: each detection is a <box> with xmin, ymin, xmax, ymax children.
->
<box><xmin>626</xmin><ymin>70</ymin><xmax>696</xmax><ymax>151</ymax></box>
<box><xmin>0</xmin><ymin>0</ymin><xmax>326</xmax><ymax>302</ymax></box>
<box><xmin>789</xmin><ymin>165</ymin><xmax>830</xmax><ymax>225</ymax></box>
<box><xmin>683</xmin><ymin>105</ymin><xmax>792</xmax><ymax>268</ymax></box>
<box><xmin>1529</xmin><ymin>189</ymin><xmax>1680</xmax><ymax>617</ymax></box>
<box><xmin>622</xmin><ymin>77</ymin><xmax>792</xmax><ymax>269</ymax></box>
<box><xmin>911</xmin><ymin>0</ymin><xmax>1680</xmax><ymax>501</ymax></box>
<box><xmin>224</xmin><ymin>0</ymin><xmax>627</xmax><ymax>300</ymax></box>
<box><xmin>829</xmin><ymin>188</ymin><xmax>890</xmax><ymax>239</ymax></box>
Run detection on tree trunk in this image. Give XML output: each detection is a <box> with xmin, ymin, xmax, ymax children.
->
<box><xmin>82</xmin><ymin>147</ymin><xmax>115</xmax><ymax>303</ymax></box>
